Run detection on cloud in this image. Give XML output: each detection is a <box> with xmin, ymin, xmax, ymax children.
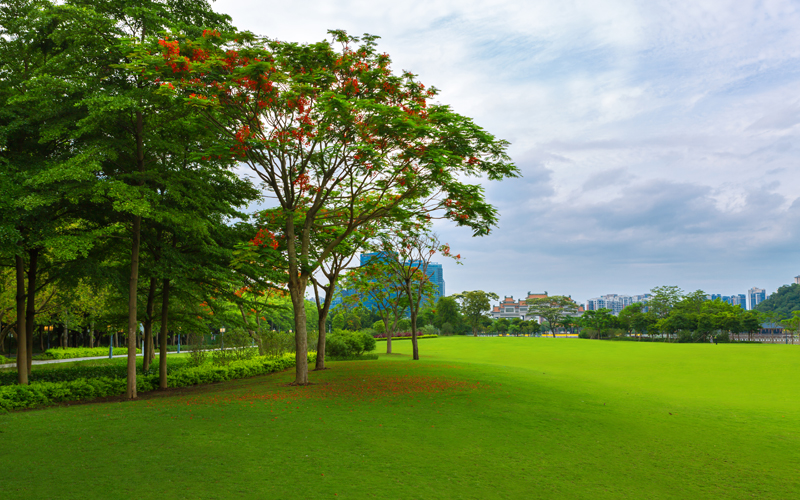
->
<box><xmin>213</xmin><ymin>0</ymin><xmax>800</xmax><ymax>301</ymax></box>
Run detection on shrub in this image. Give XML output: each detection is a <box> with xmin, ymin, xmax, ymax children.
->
<box><xmin>0</xmin><ymin>355</ymin><xmax>11</xmax><ymax>364</ymax></box>
<box><xmin>260</xmin><ymin>329</ymin><xmax>295</xmax><ymax>358</ymax></box>
<box><xmin>326</xmin><ymin>330</ymin><xmax>376</xmax><ymax>357</ymax></box>
<box><xmin>41</xmin><ymin>347</ymin><xmax>140</xmax><ymax>360</ymax></box>
<box><xmin>187</xmin><ymin>332</ymin><xmax>211</xmax><ymax>367</ymax></box>
<box><xmin>420</xmin><ymin>325</ymin><xmax>436</xmax><ymax>336</ymax></box>
<box><xmin>374</xmin><ymin>334</ymin><xmax>438</xmax><ymax>341</ymax></box>
<box><xmin>0</xmin><ymin>352</ymin><xmax>317</xmax><ymax>412</ymax></box>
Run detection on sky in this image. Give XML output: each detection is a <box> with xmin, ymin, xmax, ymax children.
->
<box><xmin>214</xmin><ymin>0</ymin><xmax>800</xmax><ymax>305</ymax></box>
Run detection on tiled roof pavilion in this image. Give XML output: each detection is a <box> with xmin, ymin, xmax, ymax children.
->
<box><xmin>491</xmin><ymin>292</ymin><xmax>584</xmax><ymax>319</ymax></box>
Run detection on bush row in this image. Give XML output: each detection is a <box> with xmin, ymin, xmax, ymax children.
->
<box><xmin>0</xmin><ymin>355</ymin><xmax>11</xmax><ymax>365</ymax></box>
<box><xmin>0</xmin><ymin>357</ymin><xmax>193</xmax><ymax>386</ymax></box>
<box><xmin>0</xmin><ymin>352</ymin><xmax>315</xmax><ymax>412</ymax></box>
<box><xmin>375</xmin><ymin>334</ymin><xmax>438</xmax><ymax>341</ymax></box>
<box><xmin>41</xmin><ymin>347</ymin><xmax>141</xmax><ymax>360</ymax></box>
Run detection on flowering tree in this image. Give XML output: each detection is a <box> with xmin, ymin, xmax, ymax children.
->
<box><xmin>138</xmin><ymin>29</ymin><xmax>518</xmax><ymax>384</ymax></box>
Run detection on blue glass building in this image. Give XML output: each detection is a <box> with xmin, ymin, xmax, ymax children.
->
<box><xmin>335</xmin><ymin>252</ymin><xmax>445</xmax><ymax>314</ymax></box>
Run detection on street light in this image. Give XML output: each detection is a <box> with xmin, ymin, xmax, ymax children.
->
<box><xmin>43</xmin><ymin>325</ymin><xmax>53</xmax><ymax>350</ymax></box>
<box><xmin>220</xmin><ymin>327</ymin><xmax>226</xmax><ymax>350</ymax></box>
<box><xmin>107</xmin><ymin>325</ymin><xmax>113</xmax><ymax>358</ymax></box>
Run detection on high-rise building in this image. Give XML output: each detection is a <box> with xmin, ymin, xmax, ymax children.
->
<box><xmin>334</xmin><ymin>253</ymin><xmax>445</xmax><ymax>313</ymax></box>
<box><xmin>747</xmin><ymin>287</ymin><xmax>767</xmax><ymax>310</ymax></box>
<box><xmin>585</xmin><ymin>293</ymin><xmax>649</xmax><ymax>315</ymax></box>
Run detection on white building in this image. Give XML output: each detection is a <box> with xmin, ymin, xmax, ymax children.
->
<box><xmin>585</xmin><ymin>293</ymin><xmax>650</xmax><ymax>315</ymax></box>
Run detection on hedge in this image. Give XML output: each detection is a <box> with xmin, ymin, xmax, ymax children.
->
<box><xmin>0</xmin><ymin>358</ymin><xmax>194</xmax><ymax>386</ymax></box>
<box><xmin>0</xmin><ymin>352</ymin><xmax>316</xmax><ymax>412</ymax></box>
<box><xmin>375</xmin><ymin>334</ymin><xmax>438</xmax><ymax>341</ymax></box>
<box><xmin>41</xmin><ymin>347</ymin><xmax>141</xmax><ymax>360</ymax></box>
<box><xmin>0</xmin><ymin>355</ymin><xmax>11</xmax><ymax>365</ymax></box>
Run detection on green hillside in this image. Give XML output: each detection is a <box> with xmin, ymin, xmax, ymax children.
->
<box><xmin>756</xmin><ymin>283</ymin><xmax>800</xmax><ymax>318</ymax></box>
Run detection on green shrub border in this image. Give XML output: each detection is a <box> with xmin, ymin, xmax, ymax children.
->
<box><xmin>375</xmin><ymin>334</ymin><xmax>438</xmax><ymax>341</ymax></box>
<box><xmin>41</xmin><ymin>347</ymin><xmax>141</xmax><ymax>360</ymax></box>
<box><xmin>0</xmin><ymin>352</ymin><xmax>316</xmax><ymax>412</ymax></box>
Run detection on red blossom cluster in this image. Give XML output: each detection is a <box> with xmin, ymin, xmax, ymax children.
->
<box><xmin>250</xmin><ymin>228</ymin><xmax>279</xmax><ymax>249</ymax></box>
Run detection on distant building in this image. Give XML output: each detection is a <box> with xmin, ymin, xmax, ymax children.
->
<box><xmin>334</xmin><ymin>252</ymin><xmax>445</xmax><ymax>313</ymax></box>
<box><xmin>794</xmin><ymin>276</ymin><xmax>800</xmax><ymax>285</ymax></box>
<box><xmin>491</xmin><ymin>292</ymin><xmax>584</xmax><ymax>322</ymax></box>
<box><xmin>747</xmin><ymin>287</ymin><xmax>767</xmax><ymax>310</ymax></box>
<box><xmin>491</xmin><ymin>292</ymin><xmax>547</xmax><ymax>320</ymax></box>
<box><xmin>585</xmin><ymin>293</ymin><xmax>650</xmax><ymax>315</ymax></box>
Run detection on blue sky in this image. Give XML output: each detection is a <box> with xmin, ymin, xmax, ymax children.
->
<box><xmin>216</xmin><ymin>0</ymin><xmax>800</xmax><ymax>304</ymax></box>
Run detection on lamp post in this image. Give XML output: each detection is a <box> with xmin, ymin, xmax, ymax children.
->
<box><xmin>177</xmin><ymin>327</ymin><xmax>181</xmax><ymax>354</ymax></box>
<box><xmin>44</xmin><ymin>325</ymin><xmax>52</xmax><ymax>350</ymax></box>
<box><xmin>220</xmin><ymin>327</ymin><xmax>225</xmax><ymax>350</ymax></box>
<box><xmin>107</xmin><ymin>325</ymin><xmax>113</xmax><ymax>358</ymax></box>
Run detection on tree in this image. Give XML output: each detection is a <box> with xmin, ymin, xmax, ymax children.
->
<box><xmin>525</xmin><ymin>296</ymin><xmax>579</xmax><ymax>337</ymax></box>
<box><xmin>340</xmin><ymin>256</ymin><xmax>407</xmax><ymax>354</ymax></box>
<box><xmin>581</xmin><ymin>308</ymin><xmax>615</xmax><ymax>339</ymax></box>
<box><xmin>780</xmin><ymin>311</ymin><xmax>800</xmax><ymax>344</ymax></box>
<box><xmin>755</xmin><ymin>283</ymin><xmax>800</xmax><ymax>318</ymax></box>
<box><xmin>371</xmin><ymin>229</ymin><xmax>451</xmax><ymax>360</ymax></box>
<box><xmin>455</xmin><ymin>291</ymin><xmax>498</xmax><ymax>336</ymax></box>
<box><xmin>434</xmin><ymin>296</ymin><xmax>462</xmax><ymax>333</ymax></box>
<box><xmin>618</xmin><ymin>302</ymin><xmax>655</xmax><ymax>340</ymax></box>
<box><xmin>140</xmin><ymin>29</ymin><xmax>518</xmax><ymax>384</ymax></box>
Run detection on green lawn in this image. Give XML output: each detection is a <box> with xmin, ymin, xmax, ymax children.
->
<box><xmin>1</xmin><ymin>337</ymin><xmax>798</xmax><ymax>499</ymax></box>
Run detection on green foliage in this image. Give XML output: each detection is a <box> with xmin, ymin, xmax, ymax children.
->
<box><xmin>325</xmin><ymin>330</ymin><xmax>376</xmax><ymax>358</ymax></box>
<box><xmin>756</xmin><ymin>283</ymin><xmax>800</xmax><ymax>318</ymax></box>
<box><xmin>0</xmin><ymin>358</ymin><xmax>191</xmax><ymax>386</ymax></box>
<box><xmin>525</xmin><ymin>296</ymin><xmax>579</xmax><ymax>336</ymax></box>
<box><xmin>0</xmin><ymin>352</ymin><xmax>315</xmax><ymax>412</ymax></box>
<box><xmin>259</xmin><ymin>329</ymin><xmax>295</xmax><ymax>358</ymax></box>
<box><xmin>454</xmin><ymin>291</ymin><xmax>497</xmax><ymax>335</ymax></box>
<box><xmin>375</xmin><ymin>334</ymin><xmax>438</xmax><ymax>341</ymax></box>
<box><xmin>372</xmin><ymin>320</ymin><xmax>385</xmax><ymax>334</ymax></box>
<box><xmin>419</xmin><ymin>324</ymin><xmax>436</xmax><ymax>336</ymax></box>
<box><xmin>41</xmin><ymin>347</ymin><xmax>140</xmax><ymax>360</ymax></box>
<box><xmin>435</xmin><ymin>296</ymin><xmax>463</xmax><ymax>330</ymax></box>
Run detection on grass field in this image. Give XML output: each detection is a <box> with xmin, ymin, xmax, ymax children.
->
<box><xmin>1</xmin><ymin>337</ymin><xmax>798</xmax><ymax>499</ymax></box>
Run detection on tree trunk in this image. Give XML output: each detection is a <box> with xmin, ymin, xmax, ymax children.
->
<box><xmin>314</xmin><ymin>284</ymin><xmax>335</xmax><ymax>371</ymax></box>
<box><xmin>25</xmin><ymin>248</ymin><xmax>38</xmax><ymax>372</ymax></box>
<box><xmin>159</xmin><ymin>278</ymin><xmax>170</xmax><ymax>390</ymax></box>
<box><xmin>126</xmin><ymin>214</ymin><xmax>141</xmax><ymax>399</ymax></box>
<box><xmin>384</xmin><ymin>317</ymin><xmax>392</xmax><ymax>354</ymax></box>
<box><xmin>15</xmin><ymin>254</ymin><xmax>28</xmax><ymax>385</ymax></box>
<box><xmin>143</xmin><ymin>277</ymin><xmax>156</xmax><ymax>372</ymax></box>
<box><xmin>285</xmin><ymin>215</ymin><xmax>309</xmax><ymax>385</ymax></box>
<box><xmin>89</xmin><ymin>321</ymin><xmax>95</xmax><ymax>348</ymax></box>
<box><xmin>288</xmin><ymin>279</ymin><xmax>309</xmax><ymax>384</ymax></box>
<box><xmin>408</xmin><ymin>285</ymin><xmax>420</xmax><ymax>361</ymax></box>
